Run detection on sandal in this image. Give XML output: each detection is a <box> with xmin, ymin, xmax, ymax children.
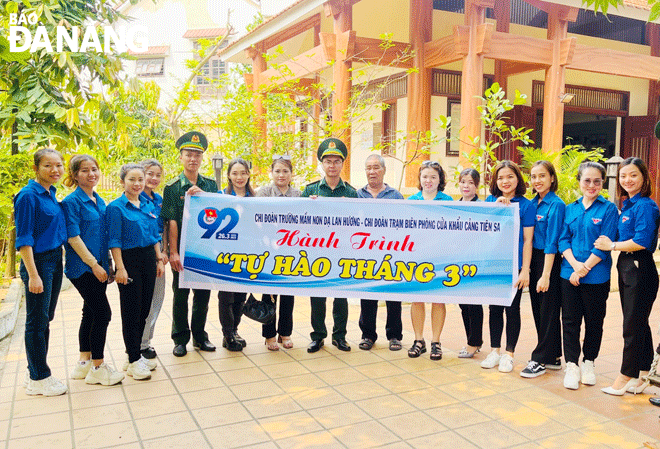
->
<box><xmin>359</xmin><ymin>338</ymin><xmax>375</xmax><ymax>351</ymax></box>
<box><xmin>430</xmin><ymin>342</ymin><xmax>442</xmax><ymax>361</ymax></box>
<box><xmin>265</xmin><ymin>338</ymin><xmax>279</xmax><ymax>351</ymax></box>
<box><xmin>389</xmin><ymin>339</ymin><xmax>402</xmax><ymax>351</ymax></box>
<box><xmin>408</xmin><ymin>340</ymin><xmax>426</xmax><ymax>358</ymax></box>
<box><xmin>278</xmin><ymin>335</ymin><xmax>293</xmax><ymax>349</ymax></box>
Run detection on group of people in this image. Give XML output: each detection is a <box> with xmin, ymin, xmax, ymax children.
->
<box><xmin>14</xmin><ymin>131</ymin><xmax>660</xmax><ymax>404</ymax></box>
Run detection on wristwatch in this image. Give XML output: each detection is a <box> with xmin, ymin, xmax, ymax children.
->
<box><xmin>610</xmin><ymin>242</ymin><xmax>616</xmax><ymax>251</ymax></box>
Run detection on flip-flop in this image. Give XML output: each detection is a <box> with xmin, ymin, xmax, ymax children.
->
<box><xmin>359</xmin><ymin>338</ymin><xmax>374</xmax><ymax>350</ymax></box>
<box><xmin>389</xmin><ymin>339</ymin><xmax>402</xmax><ymax>351</ymax></box>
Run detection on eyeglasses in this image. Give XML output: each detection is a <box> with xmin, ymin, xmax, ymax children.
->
<box><xmin>581</xmin><ymin>178</ymin><xmax>603</xmax><ymax>186</ymax></box>
<box><xmin>421</xmin><ymin>160</ymin><xmax>440</xmax><ymax>168</ymax></box>
<box><xmin>272</xmin><ymin>155</ymin><xmax>292</xmax><ymax>161</ymax></box>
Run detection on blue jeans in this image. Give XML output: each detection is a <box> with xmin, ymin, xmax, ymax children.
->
<box><xmin>20</xmin><ymin>247</ymin><xmax>63</xmax><ymax>381</ymax></box>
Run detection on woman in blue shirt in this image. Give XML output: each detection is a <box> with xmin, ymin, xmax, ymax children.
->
<box><xmin>62</xmin><ymin>155</ymin><xmax>124</xmax><ymax>387</ymax></box>
<box><xmin>219</xmin><ymin>158</ymin><xmax>254</xmax><ymax>351</ymax></box>
<box><xmin>595</xmin><ymin>157</ymin><xmax>660</xmax><ymax>395</ymax></box>
<box><xmin>15</xmin><ymin>148</ymin><xmax>68</xmax><ymax>396</ymax></box>
<box><xmin>139</xmin><ymin>159</ymin><xmax>168</xmax><ymax>360</ymax></box>
<box><xmin>481</xmin><ymin>160</ymin><xmax>535</xmax><ymax>373</ymax></box>
<box><xmin>558</xmin><ymin>162</ymin><xmax>618</xmax><ymax>390</ymax></box>
<box><xmin>407</xmin><ymin>161</ymin><xmax>452</xmax><ymax>361</ymax></box>
<box><xmin>520</xmin><ymin>161</ymin><xmax>565</xmax><ymax>378</ymax></box>
<box><xmin>457</xmin><ymin>168</ymin><xmax>484</xmax><ymax>359</ymax></box>
<box><xmin>107</xmin><ymin>163</ymin><xmax>164</xmax><ymax>381</ymax></box>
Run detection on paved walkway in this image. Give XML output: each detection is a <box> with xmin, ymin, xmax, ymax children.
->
<box><xmin>1</xmin><ymin>280</ymin><xmax>659</xmax><ymax>449</ymax></box>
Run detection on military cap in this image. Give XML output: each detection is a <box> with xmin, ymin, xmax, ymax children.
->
<box><xmin>176</xmin><ymin>131</ymin><xmax>208</xmax><ymax>152</ymax></box>
<box><xmin>317</xmin><ymin>137</ymin><xmax>347</xmax><ymax>161</ymax></box>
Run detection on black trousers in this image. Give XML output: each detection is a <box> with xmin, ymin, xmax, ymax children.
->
<box><xmin>459</xmin><ymin>304</ymin><xmax>483</xmax><ymax>348</ymax></box>
<box><xmin>171</xmin><ymin>270</ymin><xmax>210</xmax><ymax>346</ymax></box>
<box><xmin>359</xmin><ymin>299</ymin><xmax>403</xmax><ymax>342</ymax></box>
<box><xmin>618</xmin><ymin>251</ymin><xmax>658</xmax><ymax>378</ymax></box>
<box><xmin>218</xmin><ymin>291</ymin><xmax>246</xmax><ymax>338</ymax></box>
<box><xmin>262</xmin><ymin>294</ymin><xmax>294</xmax><ymax>339</ymax></box>
<box><xmin>117</xmin><ymin>246</ymin><xmax>156</xmax><ymax>363</ymax></box>
<box><xmin>529</xmin><ymin>248</ymin><xmax>563</xmax><ymax>364</ymax></box>
<box><xmin>561</xmin><ymin>278</ymin><xmax>609</xmax><ymax>364</ymax></box>
<box><xmin>488</xmin><ymin>288</ymin><xmax>522</xmax><ymax>352</ymax></box>
<box><xmin>70</xmin><ymin>271</ymin><xmax>112</xmax><ymax>360</ymax></box>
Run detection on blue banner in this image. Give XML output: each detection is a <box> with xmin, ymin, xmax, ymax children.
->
<box><xmin>179</xmin><ymin>194</ymin><xmax>519</xmax><ymax>306</ymax></box>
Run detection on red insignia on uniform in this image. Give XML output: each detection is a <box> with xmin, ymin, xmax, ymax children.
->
<box><xmin>536</xmin><ymin>215</ymin><xmax>544</xmax><ymax>221</ymax></box>
<box><xmin>591</xmin><ymin>218</ymin><xmax>602</xmax><ymax>225</ymax></box>
<box><xmin>205</xmin><ymin>208</ymin><xmax>217</xmax><ymax>219</ymax></box>
<box><xmin>192</xmin><ymin>134</ymin><xmax>200</xmax><ymax>143</ymax></box>
<box><xmin>622</xmin><ymin>216</ymin><xmax>630</xmax><ymax>223</ymax></box>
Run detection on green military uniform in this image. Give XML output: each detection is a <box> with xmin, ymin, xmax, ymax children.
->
<box><xmin>161</xmin><ymin>132</ymin><xmax>218</xmax><ymax>347</ymax></box>
<box><xmin>302</xmin><ymin>138</ymin><xmax>357</xmax><ymax>344</ymax></box>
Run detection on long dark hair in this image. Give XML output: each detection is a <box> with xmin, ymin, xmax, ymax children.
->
<box><xmin>225</xmin><ymin>158</ymin><xmax>255</xmax><ymax>196</ymax></box>
<box><xmin>64</xmin><ymin>154</ymin><xmax>99</xmax><ymax>188</ymax></box>
<box><xmin>530</xmin><ymin>160</ymin><xmax>558</xmax><ymax>193</ymax></box>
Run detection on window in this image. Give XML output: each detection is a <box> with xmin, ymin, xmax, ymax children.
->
<box><xmin>193</xmin><ymin>41</ymin><xmax>227</xmax><ymax>87</ymax></box>
<box><xmin>381</xmin><ymin>101</ymin><xmax>397</xmax><ymax>157</ymax></box>
<box><xmin>446</xmin><ymin>100</ymin><xmax>461</xmax><ymax>157</ymax></box>
<box><xmin>135</xmin><ymin>58</ymin><xmax>164</xmax><ymax>77</ymax></box>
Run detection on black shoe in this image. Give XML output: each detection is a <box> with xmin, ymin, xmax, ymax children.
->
<box><xmin>193</xmin><ymin>340</ymin><xmax>216</xmax><ymax>352</ymax></box>
<box><xmin>141</xmin><ymin>347</ymin><xmax>157</xmax><ymax>359</ymax></box>
<box><xmin>173</xmin><ymin>344</ymin><xmax>187</xmax><ymax>357</ymax></box>
<box><xmin>650</xmin><ymin>396</ymin><xmax>660</xmax><ymax>407</ymax></box>
<box><xmin>234</xmin><ymin>332</ymin><xmax>247</xmax><ymax>348</ymax></box>
<box><xmin>307</xmin><ymin>340</ymin><xmax>324</xmax><ymax>353</ymax></box>
<box><xmin>222</xmin><ymin>336</ymin><xmax>243</xmax><ymax>352</ymax></box>
<box><xmin>332</xmin><ymin>339</ymin><xmax>351</xmax><ymax>352</ymax></box>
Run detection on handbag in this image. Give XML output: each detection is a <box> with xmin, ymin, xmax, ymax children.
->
<box><xmin>242</xmin><ymin>293</ymin><xmax>276</xmax><ymax>324</ymax></box>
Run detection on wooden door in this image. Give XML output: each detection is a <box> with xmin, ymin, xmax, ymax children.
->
<box><xmin>494</xmin><ymin>105</ymin><xmax>537</xmax><ymax>165</ymax></box>
<box><xmin>622</xmin><ymin>115</ymin><xmax>660</xmax><ymax>203</ymax></box>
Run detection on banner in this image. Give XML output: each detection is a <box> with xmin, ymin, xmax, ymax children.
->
<box><xmin>179</xmin><ymin>193</ymin><xmax>519</xmax><ymax>306</ymax></box>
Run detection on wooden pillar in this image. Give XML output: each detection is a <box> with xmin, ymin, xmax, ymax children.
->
<box><xmin>493</xmin><ymin>0</ymin><xmax>510</xmax><ymax>93</ymax></box>
<box><xmin>458</xmin><ymin>0</ymin><xmax>486</xmax><ymax>166</ymax></box>
<box><xmin>647</xmin><ymin>23</ymin><xmax>660</xmax><ymax>116</ymax></box>
<box><xmin>405</xmin><ymin>0</ymin><xmax>433</xmax><ymax>187</ymax></box>
<box><xmin>541</xmin><ymin>7</ymin><xmax>568</xmax><ymax>153</ymax></box>
<box><xmin>247</xmin><ymin>44</ymin><xmax>268</xmax><ymax>153</ymax></box>
<box><xmin>327</xmin><ymin>0</ymin><xmax>353</xmax><ymax>180</ymax></box>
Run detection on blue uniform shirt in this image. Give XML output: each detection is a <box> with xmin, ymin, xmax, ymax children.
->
<box><xmin>358</xmin><ymin>184</ymin><xmax>404</xmax><ymax>200</ymax></box>
<box><xmin>532</xmin><ymin>191</ymin><xmax>566</xmax><ymax>254</ymax></box>
<box><xmin>558</xmin><ymin>195</ymin><xmax>618</xmax><ymax>284</ymax></box>
<box><xmin>106</xmin><ymin>194</ymin><xmax>160</xmax><ymax>250</ymax></box>
<box><xmin>618</xmin><ymin>193</ymin><xmax>660</xmax><ymax>251</ymax></box>
<box><xmin>62</xmin><ymin>187</ymin><xmax>109</xmax><ymax>279</ymax></box>
<box><xmin>140</xmin><ymin>190</ymin><xmax>164</xmax><ymax>234</ymax></box>
<box><xmin>486</xmin><ymin>195</ymin><xmax>535</xmax><ymax>270</ymax></box>
<box><xmin>408</xmin><ymin>191</ymin><xmax>453</xmax><ymax>201</ymax></box>
<box><xmin>14</xmin><ymin>179</ymin><xmax>66</xmax><ymax>253</ymax></box>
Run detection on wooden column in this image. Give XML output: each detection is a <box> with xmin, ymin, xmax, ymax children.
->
<box><xmin>647</xmin><ymin>23</ymin><xmax>660</xmax><ymax>116</ymax></box>
<box><xmin>405</xmin><ymin>0</ymin><xmax>433</xmax><ymax>187</ymax></box>
<box><xmin>493</xmin><ymin>0</ymin><xmax>511</xmax><ymax>93</ymax></box>
<box><xmin>247</xmin><ymin>44</ymin><xmax>268</xmax><ymax>153</ymax></box>
<box><xmin>541</xmin><ymin>7</ymin><xmax>568</xmax><ymax>153</ymax></box>
<box><xmin>458</xmin><ymin>0</ymin><xmax>486</xmax><ymax>166</ymax></box>
<box><xmin>327</xmin><ymin>0</ymin><xmax>353</xmax><ymax>180</ymax></box>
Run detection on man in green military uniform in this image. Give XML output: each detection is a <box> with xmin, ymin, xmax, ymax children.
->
<box><xmin>301</xmin><ymin>137</ymin><xmax>358</xmax><ymax>353</ymax></box>
<box><xmin>161</xmin><ymin>131</ymin><xmax>218</xmax><ymax>357</ymax></box>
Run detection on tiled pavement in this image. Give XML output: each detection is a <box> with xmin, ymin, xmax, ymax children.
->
<box><xmin>1</xmin><ymin>280</ymin><xmax>660</xmax><ymax>449</ymax></box>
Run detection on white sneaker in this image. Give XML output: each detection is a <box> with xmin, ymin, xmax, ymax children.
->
<box><xmin>85</xmin><ymin>363</ymin><xmax>125</xmax><ymax>386</ymax></box>
<box><xmin>26</xmin><ymin>376</ymin><xmax>68</xmax><ymax>396</ymax></box>
<box><xmin>581</xmin><ymin>360</ymin><xmax>596</xmax><ymax>386</ymax></box>
<box><xmin>498</xmin><ymin>354</ymin><xmax>514</xmax><ymax>373</ymax></box>
<box><xmin>123</xmin><ymin>356</ymin><xmax>156</xmax><ymax>372</ymax></box>
<box><xmin>71</xmin><ymin>360</ymin><xmax>91</xmax><ymax>379</ymax></box>
<box><xmin>126</xmin><ymin>358</ymin><xmax>151</xmax><ymax>380</ymax></box>
<box><xmin>481</xmin><ymin>350</ymin><xmax>501</xmax><ymax>369</ymax></box>
<box><xmin>564</xmin><ymin>362</ymin><xmax>580</xmax><ymax>390</ymax></box>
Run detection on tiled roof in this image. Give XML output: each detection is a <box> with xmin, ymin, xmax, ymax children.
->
<box><xmin>128</xmin><ymin>45</ymin><xmax>170</xmax><ymax>56</ymax></box>
<box><xmin>183</xmin><ymin>28</ymin><xmax>228</xmax><ymax>39</ymax></box>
